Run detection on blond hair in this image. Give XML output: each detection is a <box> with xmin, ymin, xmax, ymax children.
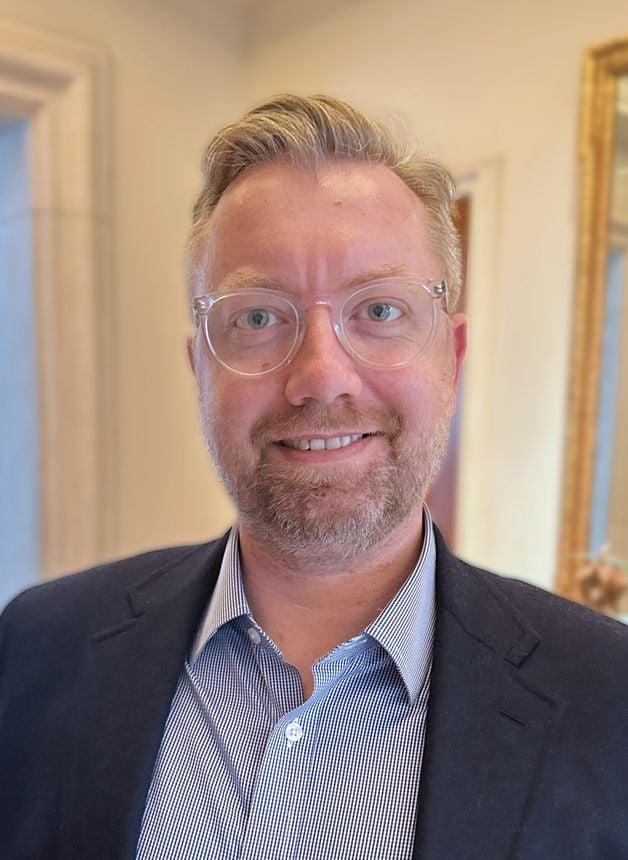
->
<box><xmin>188</xmin><ymin>94</ymin><xmax>462</xmax><ymax>310</ymax></box>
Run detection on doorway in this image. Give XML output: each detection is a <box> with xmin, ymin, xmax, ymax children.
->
<box><xmin>0</xmin><ymin>114</ymin><xmax>39</xmax><ymax>607</ymax></box>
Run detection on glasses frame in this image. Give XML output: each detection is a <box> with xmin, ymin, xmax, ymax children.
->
<box><xmin>192</xmin><ymin>276</ymin><xmax>447</xmax><ymax>378</ymax></box>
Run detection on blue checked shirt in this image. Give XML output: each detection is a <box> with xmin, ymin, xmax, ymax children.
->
<box><xmin>137</xmin><ymin>508</ymin><xmax>436</xmax><ymax>859</ymax></box>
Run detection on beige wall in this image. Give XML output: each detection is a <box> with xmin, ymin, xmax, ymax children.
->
<box><xmin>1</xmin><ymin>0</ymin><xmax>626</xmax><ymax>589</ymax></box>
<box><xmin>0</xmin><ymin>0</ymin><xmax>243</xmax><ymax>560</ymax></box>
<box><xmin>239</xmin><ymin>0</ymin><xmax>628</xmax><ymax>588</ymax></box>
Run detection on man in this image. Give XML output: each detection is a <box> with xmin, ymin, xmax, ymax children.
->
<box><xmin>1</xmin><ymin>95</ymin><xmax>627</xmax><ymax>860</ymax></box>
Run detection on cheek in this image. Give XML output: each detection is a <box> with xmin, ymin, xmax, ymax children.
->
<box><xmin>199</xmin><ymin>368</ymin><xmax>277</xmax><ymax>443</ymax></box>
<box><xmin>374</xmin><ymin>362</ymin><xmax>454</xmax><ymax>427</ymax></box>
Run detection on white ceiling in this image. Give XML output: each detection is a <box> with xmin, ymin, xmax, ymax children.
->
<box><xmin>240</xmin><ymin>0</ymin><xmax>368</xmax><ymax>51</ymax></box>
<box><xmin>139</xmin><ymin>0</ymin><xmax>364</xmax><ymax>55</ymax></box>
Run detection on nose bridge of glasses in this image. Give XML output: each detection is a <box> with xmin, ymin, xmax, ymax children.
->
<box><xmin>298</xmin><ymin>296</ymin><xmax>344</xmax><ymax>350</ymax></box>
<box><xmin>283</xmin><ymin>295</ymin><xmax>358</xmax><ymax>371</ymax></box>
<box><xmin>300</xmin><ymin>293</ymin><xmax>341</xmax><ymax>315</ymax></box>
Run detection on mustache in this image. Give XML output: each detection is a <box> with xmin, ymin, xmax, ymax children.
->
<box><xmin>251</xmin><ymin>404</ymin><xmax>403</xmax><ymax>444</ymax></box>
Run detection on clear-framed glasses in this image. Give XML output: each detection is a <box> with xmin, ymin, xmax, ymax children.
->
<box><xmin>192</xmin><ymin>276</ymin><xmax>447</xmax><ymax>378</ymax></box>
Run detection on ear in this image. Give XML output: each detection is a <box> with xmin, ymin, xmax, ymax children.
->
<box><xmin>449</xmin><ymin>313</ymin><xmax>467</xmax><ymax>388</ymax></box>
<box><xmin>186</xmin><ymin>336</ymin><xmax>196</xmax><ymax>377</ymax></box>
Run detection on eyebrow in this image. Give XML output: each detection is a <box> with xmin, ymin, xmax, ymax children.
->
<box><xmin>344</xmin><ymin>265</ymin><xmax>408</xmax><ymax>289</ymax></box>
<box><xmin>216</xmin><ymin>265</ymin><xmax>410</xmax><ymax>294</ymax></box>
<box><xmin>216</xmin><ymin>270</ymin><xmax>285</xmax><ymax>292</ymax></box>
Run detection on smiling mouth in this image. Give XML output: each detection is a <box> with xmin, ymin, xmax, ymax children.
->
<box><xmin>279</xmin><ymin>433</ymin><xmax>375</xmax><ymax>451</ymax></box>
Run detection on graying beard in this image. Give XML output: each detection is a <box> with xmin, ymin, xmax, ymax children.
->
<box><xmin>203</xmin><ymin>400</ymin><xmax>452</xmax><ymax>564</ymax></box>
<box><xmin>232</xmin><ymin>422</ymin><xmax>449</xmax><ymax>563</ymax></box>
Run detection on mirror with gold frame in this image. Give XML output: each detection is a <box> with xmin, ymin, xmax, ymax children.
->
<box><xmin>557</xmin><ymin>36</ymin><xmax>628</xmax><ymax>619</ymax></box>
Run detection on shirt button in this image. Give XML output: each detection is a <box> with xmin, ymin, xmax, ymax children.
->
<box><xmin>247</xmin><ymin>627</ymin><xmax>261</xmax><ymax>645</ymax></box>
<box><xmin>285</xmin><ymin>719</ymin><xmax>303</xmax><ymax>744</ymax></box>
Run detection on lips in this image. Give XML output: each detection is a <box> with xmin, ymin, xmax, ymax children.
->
<box><xmin>280</xmin><ymin>433</ymin><xmax>373</xmax><ymax>451</ymax></box>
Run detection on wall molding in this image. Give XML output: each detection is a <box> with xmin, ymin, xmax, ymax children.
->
<box><xmin>453</xmin><ymin>159</ymin><xmax>503</xmax><ymax>567</ymax></box>
<box><xmin>0</xmin><ymin>20</ymin><xmax>115</xmax><ymax>578</ymax></box>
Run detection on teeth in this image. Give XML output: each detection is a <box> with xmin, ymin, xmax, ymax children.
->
<box><xmin>283</xmin><ymin>434</ymin><xmax>369</xmax><ymax>451</ymax></box>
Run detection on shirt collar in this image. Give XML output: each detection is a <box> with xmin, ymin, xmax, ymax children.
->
<box><xmin>190</xmin><ymin>528</ymin><xmax>249</xmax><ymax>661</ymax></box>
<box><xmin>190</xmin><ymin>508</ymin><xmax>437</xmax><ymax>705</ymax></box>
<box><xmin>365</xmin><ymin>505</ymin><xmax>436</xmax><ymax>704</ymax></box>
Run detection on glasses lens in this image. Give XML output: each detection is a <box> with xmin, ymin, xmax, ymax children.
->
<box><xmin>205</xmin><ymin>292</ymin><xmax>299</xmax><ymax>375</ymax></box>
<box><xmin>341</xmin><ymin>284</ymin><xmax>436</xmax><ymax>367</ymax></box>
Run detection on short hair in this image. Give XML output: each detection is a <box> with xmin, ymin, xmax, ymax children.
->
<box><xmin>187</xmin><ymin>94</ymin><xmax>462</xmax><ymax>311</ymax></box>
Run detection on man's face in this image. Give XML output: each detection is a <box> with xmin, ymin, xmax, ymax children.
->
<box><xmin>190</xmin><ymin>161</ymin><xmax>466</xmax><ymax>561</ymax></box>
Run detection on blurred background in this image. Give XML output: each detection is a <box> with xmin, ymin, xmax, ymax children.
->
<box><xmin>1</xmin><ymin>0</ymin><xmax>626</xmax><ymax>614</ymax></box>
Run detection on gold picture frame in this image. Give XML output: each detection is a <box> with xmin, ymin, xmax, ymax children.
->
<box><xmin>556</xmin><ymin>36</ymin><xmax>628</xmax><ymax>608</ymax></box>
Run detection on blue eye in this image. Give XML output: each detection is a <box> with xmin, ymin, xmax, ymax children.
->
<box><xmin>236</xmin><ymin>308</ymin><xmax>280</xmax><ymax>329</ymax></box>
<box><xmin>360</xmin><ymin>302</ymin><xmax>403</xmax><ymax>322</ymax></box>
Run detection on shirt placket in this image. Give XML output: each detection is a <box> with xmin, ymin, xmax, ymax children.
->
<box><xmin>239</xmin><ymin>620</ymin><xmax>311</xmax><ymax>860</ymax></box>
<box><xmin>240</xmin><ymin>634</ymin><xmax>375</xmax><ymax>860</ymax></box>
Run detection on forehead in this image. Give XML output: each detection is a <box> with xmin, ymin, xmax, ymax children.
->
<box><xmin>199</xmin><ymin>160</ymin><xmax>440</xmax><ymax>295</ymax></box>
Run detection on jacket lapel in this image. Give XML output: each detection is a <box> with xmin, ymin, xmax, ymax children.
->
<box><xmin>413</xmin><ymin>534</ymin><xmax>564</xmax><ymax>859</ymax></box>
<box><xmin>62</xmin><ymin>528</ymin><xmax>561</xmax><ymax>858</ymax></box>
<box><xmin>66</xmin><ymin>537</ymin><xmax>227</xmax><ymax>860</ymax></box>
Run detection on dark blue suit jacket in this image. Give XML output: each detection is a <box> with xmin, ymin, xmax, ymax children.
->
<box><xmin>1</xmin><ymin>530</ymin><xmax>627</xmax><ymax>859</ymax></box>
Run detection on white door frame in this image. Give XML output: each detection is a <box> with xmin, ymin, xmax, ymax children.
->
<box><xmin>454</xmin><ymin>159</ymin><xmax>503</xmax><ymax>567</ymax></box>
<box><xmin>0</xmin><ymin>20</ymin><xmax>114</xmax><ymax>579</ymax></box>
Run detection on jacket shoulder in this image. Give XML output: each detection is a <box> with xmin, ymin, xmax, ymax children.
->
<box><xmin>479</xmin><ymin>564</ymin><xmax>627</xmax><ymax>647</ymax></box>
<box><xmin>0</xmin><ymin>539</ymin><xmax>224</xmax><ymax>642</ymax></box>
<box><xmin>453</xmin><ymin>556</ymin><xmax>628</xmax><ymax>695</ymax></box>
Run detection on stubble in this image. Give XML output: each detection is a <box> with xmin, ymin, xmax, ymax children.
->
<box><xmin>201</xmin><ymin>394</ymin><xmax>454</xmax><ymax>563</ymax></box>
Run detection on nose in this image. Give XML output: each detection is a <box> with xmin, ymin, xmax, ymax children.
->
<box><xmin>283</xmin><ymin>305</ymin><xmax>363</xmax><ymax>406</ymax></box>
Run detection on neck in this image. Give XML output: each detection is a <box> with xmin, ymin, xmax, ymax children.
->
<box><xmin>237</xmin><ymin>508</ymin><xmax>424</xmax><ymax>696</ymax></box>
